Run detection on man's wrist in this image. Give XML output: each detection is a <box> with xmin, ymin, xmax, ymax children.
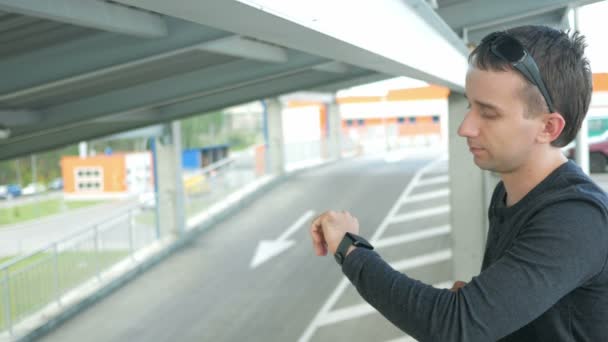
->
<box><xmin>334</xmin><ymin>232</ymin><xmax>373</xmax><ymax>265</ymax></box>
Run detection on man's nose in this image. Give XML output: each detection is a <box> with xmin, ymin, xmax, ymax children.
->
<box><xmin>457</xmin><ymin>111</ymin><xmax>479</xmax><ymax>138</ymax></box>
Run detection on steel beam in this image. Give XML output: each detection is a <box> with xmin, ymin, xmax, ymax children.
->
<box><xmin>0</xmin><ymin>0</ymin><xmax>168</xmax><ymax>38</ymax></box>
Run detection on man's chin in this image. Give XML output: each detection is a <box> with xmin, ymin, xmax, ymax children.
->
<box><xmin>472</xmin><ymin>157</ymin><xmax>495</xmax><ymax>172</ymax></box>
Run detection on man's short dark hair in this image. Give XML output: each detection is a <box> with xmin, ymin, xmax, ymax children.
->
<box><xmin>469</xmin><ymin>25</ymin><xmax>592</xmax><ymax>147</ymax></box>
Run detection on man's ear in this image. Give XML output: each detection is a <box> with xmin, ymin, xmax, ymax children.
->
<box><xmin>537</xmin><ymin>113</ymin><xmax>566</xmax><ymax>144</ymax></box>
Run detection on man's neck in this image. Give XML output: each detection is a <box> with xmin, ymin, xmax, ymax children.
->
<box><xmin>500</xmin><ymin>151</ymin><xmax>568</xmax><ymax>207</ymax></box>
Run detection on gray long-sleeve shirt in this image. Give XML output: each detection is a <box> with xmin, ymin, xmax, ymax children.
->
<box><xmin>342</xmin><ymin>160</ymin><xmax>608</xmax><ymax>341</ymax></box>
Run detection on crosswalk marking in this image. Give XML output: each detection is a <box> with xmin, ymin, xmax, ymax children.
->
<box><xmin>401</xmin><ymin>188</ymin><xmax>449</xmax><ymax>204</ymax></box>
<box><xmin>318</xmin><ymin>276</ymin><xmax>454</xmax><ymax>327</ymax></box>
<box><xmin>299</xmin><ymin>156</ymin><xmax>451</xmax><ymax>342</ymax></box>
<box><xmin>374</xmin><ymin>225</ymin><xmax>451</xmax><ymax>249</ymax></box>
<box><xmin>417</xmin><ymin>175</ymin><xmax>449</xmax><ymax>187</ymax></box>
<box><xmin>389</xmin><ymin>205</ymin><xmax>450</xmax><ymax>224</ymax></box>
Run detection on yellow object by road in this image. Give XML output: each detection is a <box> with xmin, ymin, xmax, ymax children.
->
<box><xmin>183</xmin><ymin>174</ymin><xmax>209</xmax><ymax>194</ymax></box>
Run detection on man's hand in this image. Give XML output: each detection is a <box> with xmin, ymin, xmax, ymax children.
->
<box><xmin>449</xmin><ymin>280</ymin><xmax>467</xmax><ymax>292</ymax></box>
<box><xmin>310</xmin><ymin>210</ymin><xmax>359</xmax><ymax>256</ymax></box>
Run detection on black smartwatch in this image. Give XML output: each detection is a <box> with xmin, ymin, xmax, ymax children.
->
<box><xmin>334</xmin><ymin>232</ymin><xmax>374</xmax><ymax>265</ymax></box>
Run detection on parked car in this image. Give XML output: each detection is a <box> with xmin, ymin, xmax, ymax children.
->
<box><xmin>138</xmin><ymin>191</ymin><xmax>156</xmax><ymax>210</ymax></box>
<box><xmin>48</xmin><ymin>178</ymin><xmax>64</xmax><ymax>190</ymax></box>
<box><xmin>0</xmin><ymin>184</ymin><xmax>22</xmax><ymax>199</ymax></box>
<box><xmin>22</xmin><ymin>182</ymin><xmax>47</xmax><ymax>196</ymax></box>
<box><xmin>566</xmin><ymin>139</ymin><xmax>608</xmax><ymax>173</ymax></box>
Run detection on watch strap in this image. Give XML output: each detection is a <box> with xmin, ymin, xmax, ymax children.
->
<box><xmin>334</xmin><ymin>232</ymin><xmax>373</xmax><ymax>265</ymax></box>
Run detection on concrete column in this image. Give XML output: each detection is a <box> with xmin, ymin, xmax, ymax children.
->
<box><xmin>154</xmin><ymin>122</ymin><xmax>186</xmax><ymax>237</ymax></box>
<box><xmin>266</xmin><ymin>98</ymin><xmax>285</xmax><ymax>175</ymax></box>
<box><xmin>572</xmin><ymin>6</ymin><xmax>590</xmax><ymax>174</ymax></box>
<box><xmin>440</xmin><ymin>102</ymin><xmax>449</xmax><ymax>151</ymax></box>
<box><xmin>448</xmin><ymin>92</ymin><xmax>498</xmax><ymax>281</ymax></box>
<box><xmin>327</xmin><ymin>100</ymin><xmax>342</xmax><ymax>160</ymax></box>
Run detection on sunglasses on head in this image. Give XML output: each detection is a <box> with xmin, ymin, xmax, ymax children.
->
<box><xmin>485</xmin><ymin>33</ymin><xmax>555</xmax><ymax>113</ymax></box>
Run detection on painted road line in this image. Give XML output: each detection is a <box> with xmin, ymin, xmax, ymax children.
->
<box><xmin>298</xmin><ymin>156</ymin><xmax>447</xmax><ymax>342</ymax></box>
<box><xmin>389</xmin><ymin>205</ymin><xmax>450</xmax><ymax>225</ymax></box>
<box><xmin>401</xmin><ymin>188</ymin><xmax>449</xmax><ymax>204</ymax></box>
<box><xmin>374</xmin><ymin>225</ymin><xmax>451</xmax><ymax>249</ymax></box>
<box><xmin>416</xmin><ymin>175</ymin><xmax>449</xmax><ymax>187</ymax></box>
<box><xmin>385</xmin><ymin>336</ymin><xmax>418</xmax><ymax>342</ymax></box>
<box><xmin>391</xmin><ymin>249</ymin><xmax>452</xmax><ymax>271</ymax></box>
<box><xmin>317</xmin><ymin>276</ymin><xmax>455</xmax><ymax>327</ymax></box>
<box><xmin>250</xmin><ymin>210</ymin><xmax>316</xmax><ymax>269</ymax></box>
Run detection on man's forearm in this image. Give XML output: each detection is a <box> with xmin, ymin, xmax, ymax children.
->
<box><xmin>342</xmin><ymin>248</ymin><xmax>491</xmax><ymax>342</ymax></box>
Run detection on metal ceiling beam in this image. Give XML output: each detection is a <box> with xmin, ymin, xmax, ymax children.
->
<box><xmin>0</xmin><ymin>18</ymin><xmax>228</xmax><ymax>96</ymax></box>
<box><xmin>198</xmin><ymin>36</ymin><xmax>288</xmax><ymax>63</ymax></box>
<box><xmin>0</xmin><ymin>110</ymin><xmax>41</xmax><ymax>126</ymax></box>
<box><xmin>9</xmin><ymin>53</ymin><xmax>328</xmax><ymax>138</ymax></box>
<box><xmin>115</xmin><ymin>0</ymin><xmax>468</xmax><ymax>91</ymax></box>
<box><xmin>465</xmin><ymin>12</ymin><xmax>565</xmax><ymax>44</ymax></box>
<box><xmin>0</xmin><ymin>69</ymin><xmax>377</xmax><ymax>160</ymax></box>
<box><xmin>437</xmin><ymin>0</ymin><xmax>602</xmax><ymax>31</ymax></box>
<box><xmin>0</xmin><ymin>0</ymin><xmax>168</xmax><ymax>38</ymax></box>
<box><xmin>465</xmin><ymin>6</ymin><xmax>567</xmax><ymax>31</ymax></box>
<box><xmin>93</xmin><ymin>109</ymin><xmax>164</xmax><ymax>123</ymax></box>
<box><xmin>0</xmin><ymin>34</ymin><xmax>288</xmax><ymax>104</ymax></box>
<box><xmin>312</xmin><ymin>62</ymin><xmax>350</xmax><ymax>74</ymax></box>
<box><xmin>312</xmin><ymin>73</ymin><xmax>392</xmax><ymax>93</ymax></box>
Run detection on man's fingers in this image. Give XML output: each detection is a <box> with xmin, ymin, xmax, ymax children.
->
<box><xmin>310</xmin><ymin>213</ymin><xmax>328</xmax><ymax>256</ymax></box>
<box><xmin>449</xmin><ymin>280</ymin><xmax>467</xmax><ymax>292</ymax></box>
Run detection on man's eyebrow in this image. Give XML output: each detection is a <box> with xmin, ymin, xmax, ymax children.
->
<box><xmin>470</xmin><ymin>98</ymin><xmax>503</xmax><ymax>113</ymax></box>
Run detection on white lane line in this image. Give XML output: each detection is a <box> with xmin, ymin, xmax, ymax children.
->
<box><xmin>401</xmin><ymin>188</ymin><xmax>449</xmax><ymax>204</ymax></box>
<box><xmin>374</xmin><ymin>225</ymin><xmax>451</xmax><ymax>249</ymax></box>
<box><xmin>389</xmin><ymin>205</ymin><xmax>450</xmax><ymax>224</ymax></box>
<box><xmin>417</xmin><ymin>175</ymin><xmax>449</xmax><ymax>187</ymax></box>
<box><xmin>298</xmin><ymin>156</ymin><xmax>447</xmax><ymax>342</ymax></box>
<box><xmin>317</xmin><ymin>302</ymin><xmax>374</xmax><ymax>327</ymax></box>
<box><xmin>318</xmin><ymin>273</ymin><xmax>454</xmax><ymax>327</ymax></box>
<box><xmin>391</xmin><ymin>249</ymin><xmax>452</xmax><ymax>271</ymax></box>
<box><xmin>298</xmin><ymin>277</ymin><xmax>351</xmax><ymax>342</ymax></box>
<box><xmin>385</xmin><ymin>336</ymin><xmax>418</xmax><ymax>342</ymax></box>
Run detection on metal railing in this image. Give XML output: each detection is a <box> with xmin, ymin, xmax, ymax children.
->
<box><xmin>184</xmin><ymin>152</ymin><xmax>258</xmax><ymax>222</ymax></box>
<box><xmin>0</xmin><ymin>201</ymin><xmax>158</xmax><ymax>337</ymax></box>
<box><xmin>0</xmin><ymin>143</ymin><xmax>348</xmax><ymax>337</ymax></box>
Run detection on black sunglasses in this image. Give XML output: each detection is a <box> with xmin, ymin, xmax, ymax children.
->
<box><xmin>486</xmin><ymin>33</ymin><xmax>555</xmax><ymax>113</ymax></box>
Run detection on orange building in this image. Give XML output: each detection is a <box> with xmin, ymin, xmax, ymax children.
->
<box><xmin>61</xmin><ymin>152</ymin><xmax>153</xmax><ymax>199</ymax></box>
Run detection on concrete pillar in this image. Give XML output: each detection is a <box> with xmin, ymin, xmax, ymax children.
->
<box><xmin>266</xmin><ymin>98</ymin><xmax>285</xmax><ymax>175</ymax></box>
<box><xmin>327</xmin><ymin>100</ymin><xmax>342</xmax><ymax>160</ymax></box>
<box><xmin>572</xmin><ymin>6</ymin><xmax>590</xmax><ymax>174</ymax></box>
<box><xmin>448</xmin><ymin>92</ymin><xmax>499</xmax><ymax>281</ymax></box>
<box><xmin>154</xmin><ymin>122</ymin><xmax>186</xmax><ymax>237</ymax></box>
<box><xmin>440</xmin><ymin>102</ymin><xmax>449</xmax><ymax>151</ymax></box>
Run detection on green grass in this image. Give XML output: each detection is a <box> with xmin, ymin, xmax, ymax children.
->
<box><xmin>0</xmin><ymin>199</ymin><xmax>105</xmax><ymax>226</ymax></box>
<box><xmin>0</xmin><ymin>250</ymin><xmax>129</xmax><ymax>331</ymax></box>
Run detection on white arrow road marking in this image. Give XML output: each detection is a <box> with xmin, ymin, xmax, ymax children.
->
<box><xmin>250</xmin><ymin>210</ymin><xmax>316</xmax><ymax>269</ymax></box>
<box><xmin>417</xmin><ymin>175</ymin><xmax>449</xmax><ymax>187</ymax></box>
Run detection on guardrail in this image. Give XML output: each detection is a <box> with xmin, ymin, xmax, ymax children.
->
<box><xmin>0</xmin><ymin>201</ymin><xmax>157</xmax><ymax>337</ymax></box>
<box><xmin>0</xmin><ymin>144</ymin><xmax>343</xmax><ymax>338</ymax></box>
<box><xmin>184</xmin><ymin>153</ymin><xmax>258</xmax><ymax>222</ymax></box>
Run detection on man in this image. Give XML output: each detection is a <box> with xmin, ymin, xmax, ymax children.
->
<box><xmin>310</xmin><ymin>26</ymin><xmax>608</xmax><ymax>341</ymax></box>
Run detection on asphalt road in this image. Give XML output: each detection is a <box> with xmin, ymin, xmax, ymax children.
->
<box><xmin>37</xmin><ymin>154</ymin><xmax>453</xmax><ymax>342</ymax></box>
